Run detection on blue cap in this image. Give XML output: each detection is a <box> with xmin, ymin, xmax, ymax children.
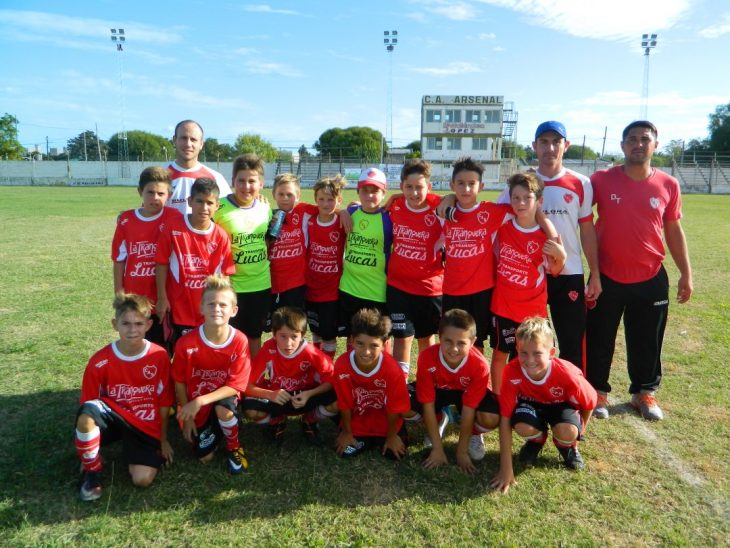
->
<box><xmin>535</xmin><ymin>121</ymin><xmax>567</xmax><ymax>140</ymax></box>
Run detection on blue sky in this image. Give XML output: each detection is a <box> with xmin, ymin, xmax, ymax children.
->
<box><xmin>2</xmin><ymin>0</ymin><xmax>729</xmax><ymax>156</ymax></box>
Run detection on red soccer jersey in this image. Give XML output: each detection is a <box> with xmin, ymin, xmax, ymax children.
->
<box><xmin>304</xmin><ymin>214</ymin><xmax>345</xmax><ymax>302</ymax></box>
<box><xmin>387</xmin><ymin>196</ymin><xmax>445</xmax><ymax>296</ymax></box>
<box><xmin>491</xmin><ymin>220</ymin><xmax>549</xmax><ymax>323</ymax></box>
<box><xmin>332</xmin><ymin>351</ymin><xmax>411</xmax><ymax>438</ymax></box>
<box><xmin>80</xmin><ymin>341</ymin><xmax>174</xmax><ymax>440</ymax></box>
<box><xmin>155</xmin><ymin>214</ymin><xmax>235</xmax><ymax>327</ymax></box>
<box><xmin>249</xmin><ymin>338</ymin><xmax>334</xmax><ymax>392</ymax></box>
<box><xmin>112</xmin><ymin>207</ymin><xmax>182</xmax><ymax>306</ymax></box>
<box><xmin>416</xmin><ymin>344</ymin><xmax>490</xmax><ymax>409</ymax></box>
<box><xmin>166</xmin><ymin>161</ymin><xmax>232</xmax><ymax>215</ymax></box>
<box><xmin>269</xmin><ymin>203</ymin><xmax>318</xmax><ymax>293</ymax></box>
<box><xmin>499</xmin><ymin>356</ymin><xmax>598</xmax><ymax>418</ymax></box>
<box><xmin>171</xmin><ymin>326</ymin><xmax>251</xmax><ymax>428</ymax></box>
<box><xmin>591</xmin><ymin>166</ymin><xmax>682</xmax><ymax>283</ymax></box>
<box><xmin>443</xmin><ymin>202</ymin><xmax>513</xmax><ymax>296</ymax></box>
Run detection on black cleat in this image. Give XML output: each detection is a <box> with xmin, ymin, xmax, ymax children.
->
<box><xmin>558</xmin><ymin>445</ymin><xmax>585</xmax><ymax>471</ymax></box>
<box><xmin>518</xmin><ymin>440</ymin><xmax>544</xmax><ymax>467</ymax></box>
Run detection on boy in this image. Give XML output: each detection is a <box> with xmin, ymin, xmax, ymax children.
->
<box><xmin>490</xmin><ymin>172</ymin><xmax>566</xmax><ymax>394</ymax></box>
<box><xmin>214</xmin><ymin>154</ymin><xmax>272</xmax><ymax>357</ymax></box>
<box><xmin>387</xmin><ymin>159</ymin><xmax>444</xmax><ymax>376</ymax></box>
<box><xmin>241</xmin><ymin>306</ymin><xmax>337</xmax><ymax>444</ymax></box>
<box><xmin>112</xmin><ymin>166</ymin><xmax>181</xmax><ymax>346</ymax></box>
<box><xmin>332</xmin><ymin>309</ymin><xmax>411</xmax><ymax>459</ymax></box>
<box><xmin>491</xmin><ymin>317</ymin><xmax>597</xmax><ymax>494</ymax></box>
<box><xmin>156</xmin><ymin>177</ymin><xmax>235</xmax><ymax>345</ymax></box>
<box><xmin>172</xmin><ymin>275</ymin><xmax>251</xmax><ymax>474</ymax></box>
<box><xmin>440</xmin><ymin>157</ymin><xmax>514</xmax><ymax>351</ymax></box>
<box><xmin>75</xmin><ymin>293</ymin><xmax>173</xmax><ymax>501</ymax></box>
<box><xmin>407</xmin><ymin>309</ymin><xmax>499</xmax><ymax>474</ymax></box>
<box><xmin>268</xmin><ymin>173</ymin><xmax>319</xmax><ymax>319</ymax></box>
<box><xmin>338</xmin><ymin>168</ymin><xmax>393</xmax><ymax>338</ymax></box>
<box><xmin>304</xmin><ymin>175</ymin><xmax>346</xmax><ymax>359</ymax></box>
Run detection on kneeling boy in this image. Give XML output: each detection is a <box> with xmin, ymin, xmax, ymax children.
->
<box><xmin>75</xmin><ymin>293</ymin><xmax>174</xmax><ymax>501</ymax></box>
<box><xmin>172</xmin><ymin>275</ymin><xmax>251</xmax><ymax>474</ymax></box>
<box><xmin>242</xmin><ymin>306</ymin><xmax>337</xmax><ymax>444</ymax></box>
<box><xmin>491</xmin><ymin>317</ymin><xmax>597</xmax><ymax>494</ymax></box>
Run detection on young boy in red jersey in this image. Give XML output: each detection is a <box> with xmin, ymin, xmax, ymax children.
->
<box><xmin>491</xmin><ymin>317</ymin><xmax>597</xmax><ymax>493</ymax></box>
<box><xmin>304</xmin><ymin>175</ymin><xmax>346</xmax><ymax>359</ymax></box>
<box><xmin>332</xmin><ymin>308</ymin><xmax>411</xmax><ymax>459</ymax></box>
<box><xmin>405</xmin><ymin>309</ymin><xmax>499</xmax><ymax>474</ymax></box>
<box><xmin>387</xmin><ymin>159</ymin><xmax>444</xmax><ymax>377</ymax></box>
<box><xmin>112</xmin><ymin>167</ymin><xmax>181</xmax><ymax>346</ymax></box>
<box><xmin>172</xmin><ymin>275</ymin><xmax>251</xmax><ymax>474</ymax></box>
<box><xmin>490</xmin><ymin>172</ymin><xmax>566</xmax><ymax>394</ymax></box>
<box><xmin>242</xmin><ymin>306</ymin><xmax>337</xmax><ymax>444</ymax></box>
<box><xmin>75</xmin><ymin>293</ymin><xmax>174</xmax><ymax>502</ymax></box>
<box><xmin>155</xmin><ymin>178</ymin><xmax>235</xmax><ymax>346</ymax></box>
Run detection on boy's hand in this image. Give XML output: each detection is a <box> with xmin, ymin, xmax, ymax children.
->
<box><xmin>160</xmin><ymin>439</ymin><xmax>174</xmax><ymax>466</ymax></box>
<box><xmin>178</xmin><ymin>398</ymin><xmax>203</xmax><ymax>423</ymax></box>
<box><xmin>455</xmin><ymin>450</ymin><xmax>477</xmax><ymax>475</ymax></box>
<box><xmin>382</xmin><ymin>433</ymin><xmax>406</xmax><ymax>460</ymax></box>
<box><xmin>422</xmin><ymin>446</ymin><xmax>448</xmax><ymax>469</ymax></box>
<box><xmin>271</xmin><ymin>389</ymin><xmax>292</xmax><ymax>405</ymax></box>
<box><xmin>155</xmin><ymin>296</ymin><xmax>170</xmax><ymax>319</ymax></box>
<box><xmin>338</xmin><ymin>209</ymin><xmax>353</xmax><ymax>234</ymax></box>
<box><xmin>181</xmin><ymin>419</ymin><xmax>197</xmax><ymax>443</ymax></box>
<box><xmin>435</xmin><ymin>194</ymin><xmax>457</xmax><ymax>219</ymax></box>
<box><xmin>382</xmin><ymin>193</ymin><xmax>403</xmax><ymax>211</ymax></box>
<box><xmin>543</xmin><ymin>235</ymin><xmax>566</xmax><ymax>260</ymax></box>
<box><xmin>335</xmin><ymin>431</ymin><xmax>357</xmax><ymax>456</ymax></box>
<box><xmin>490</xmin><ymin>468</ymin><xmax>516</xmax><ymax>494</ymax></box>
<box><xmin>290</xmin><ymin>391</ymin><xmax>309</xmax><ymax>409</ymax></box>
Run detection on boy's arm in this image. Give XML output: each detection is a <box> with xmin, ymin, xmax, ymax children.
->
<box><xmin>155</xmin><ymin>264</ymin><xmax>170</xmax><ymax>318</ymax></box>
<box><xmin>382</xmin><ymin>412</ymin><xmax>406</xmax><ymax>460</ymax></box>
<box><xmin>455</xmin><ymin>406</ymin><xmax>477</xmax><ymax>475</ymax></box>
<box><xmin>543</xmin><ymin>235</ymin><xmax>567</xmax><ymax>276</ymax></box>
<box><xmin>291</xmin><ymin>382</ymin><xmax>333</xmax><ymax>409</ymax></box>
<box><xmin>421</xmin><ymin>402</ymin><xmax>448</xmax><ymax>469</ymax></box>
<box><xmin>175</xmin><ymin>381</ymin><xmax>196</xmax><ymax>442</ymax></box>
<box><xmin>245</xmin><ymin>383</ymin><xmax>292</xmax><ymax>405</ymax></box>
<box><xmin>435</xmin><ymin>193</ymin><xmax>456</xmax><ymax>219</ymax></box>
<box><xmin>579</xmin><ymin>220</ymin><xmax>602</xmax><ymax>301</ymax></box>
<box><xmin>112</xmin><ymin>262</ymin><xmax>125</xmax><ymax>295</ymax></box>
<box><xmin>490</xmin><ymin>416</ymin><xmax>516</xmax><ymax>494</ymax></box>
<box><xmin>335</xmin><ymin>409</ymin><xmax>356</xmax><ymax>455</ymax></box>
<box><xmin>159</xmin><ymin>405</ymin><xmax>173</xmax><ymax>465</ymax></box>
<box><xmin>536</xmin><ymin>210</ymin><xmax>559</xmax><ymax>239</ymax></box>
<box><xmin>579</xmin><ymin>408</ymin><xmax>593</xmax><ymax>437</ymax></box>
<box><xmin>177</xmin><ymin>385</ymin><xmax>238</xmax><ymax>423</ymax></box>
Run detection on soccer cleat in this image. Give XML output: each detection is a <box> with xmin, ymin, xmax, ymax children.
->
<box><xmin>467</xmin><ymin>434</ymin><xmax>486</xmax><ymax>461</ymax></box>
<box><xmin>424</xmin><ymin>411</ymin><xmax>451</xmax><ymax>448</ymax></box>
<box><xmin>631</xmin><ymin>392</ymin><xmax>664</xmax><ymax>421</ymax></box>
<box><xmin>301</xmin><ymin>421</ymin><xmax>323</xmax><ymax>445</ymax></box>
<box><xmin>79</xmin><ymin>470</ymin><xmax>103</xmax><ymax>502</ymax></box>
<box><xmin>227</xmin><ymin>447</ymin><xmax>249</xmax><ymax>474</ymax></box>
<box><xmin>594</xmin><ymin>391</ymin><xmax>609</xmax><ymax>419</ymax></box>
<box><xmin>267</xmin><ymin>421</ymin><xmax>287</xmax><ymax>443</ymax></box>
<box><xmin>518</xmin><ymin>440</ymin><xmax>544</xmax><ymax>467</ymax></box>
<box><xmin>557</xmin><ymin>445</ymin><xmax>585</xmax><ymax>471</ymax></box>
<box><xmin>341</xmin><ymin>440</ymin><xmax>366</xmax><ymax>458</ymax></box>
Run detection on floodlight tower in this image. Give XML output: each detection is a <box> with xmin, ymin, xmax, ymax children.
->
<box><xmin>640</xmin><ymin>33</ymin><xmax>658</xmax><ymax>120</ymax></box>
<box><xmin>383</xmin><ymin>30</ymin><xmax>398</xmax><ymax>160</ymax></box>
<box><xmin>110</xmin><ymin>28</ymin><xmax>129</xmax><ymax>172</ymax></box>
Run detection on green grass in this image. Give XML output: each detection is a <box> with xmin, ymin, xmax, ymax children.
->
<box><xmin>0</xmin><ymin>187</ymin><xmax>728</xmax><ymax>545</ymax></box>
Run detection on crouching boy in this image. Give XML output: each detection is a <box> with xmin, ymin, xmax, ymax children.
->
<box><xmin>242</xmin><ymin>306</ymin><xmax>337</xmax><ymax>444</ymax></box>
<box><xmin>75</xmin><ymin>293</ymin><xmax>174</xmax><ymax>502</ymax></box>
<box><xmin>491</xmin><ymin>317</ymin><xmax>597</xmax><ymax>494</ymax></box>
<box><xmin>332</xmin><ymin>309</ymin><xmax>411</xmax><ymax>459</ymax></box>
<box><xmin>172</xmin><ymin>275</ymin><xmax>251</xmax><ymax>474</ymax></box>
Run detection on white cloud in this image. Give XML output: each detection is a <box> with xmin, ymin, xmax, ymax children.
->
<box><xmin>411</xmin><ymin>61</ymin><xmax>482</xmax><ymax>76</ymax></box>
<box><xmin>245</xmin><ymin>60</ymin><xmax>302</xmax><ymax>78</ymax></box>
<box><xmin>404</xmin><ymin>12</ymin><xmax>428</xmax><ymax>22</ymax></box>
<box><xmin>493</xmin><ymin>46</ymin><xmax>506</xmax><ymax>52</ymax></box>
<box><xmin>421</xmin><ymin>1</ymin><xmax>479</xmax><ymax>21</ymax></box>
<box><xmin>475</xmin><ymin>0</ymin><xmax>692</xmax><ymax>41</ymax></box>
<box><xmin>699</xmin><ymin>14</ymin><xmax>730</xmax><ymax>38</ymax></box>
<box><xmin>243</xmin><ymin>4</ymin><xmax>306</xmax><ymax>16</ymax></box>
<box><xmin>478</xmin><ymin>32</ymin><xmax>496</xmax><ymax>39</ymax></box>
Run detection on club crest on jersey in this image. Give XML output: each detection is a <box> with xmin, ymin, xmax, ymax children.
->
<box><xmin>374</xmin><ymin>378</ymin><xmax>387</xmax><ymax>388</ymax></box>
<box><xmin>358</xmin><ymin>219</ymin><xmax>369</xmax><ymax>231</ymax></box>
<box><xmin>206</xmin><ymin>241</ymin><xmax>218</xmax><ymax>254</ymax></box>
<box><xmin>549</xmin><ymin>386</ymin><xmax>564</xmax><ymax>398</ymax></box>
<box><xmin>510</xmin><ymin>379</ymin><xmax>521</xmax><ymax>385</ymax></box>
<box><xmin>649</xmin><ymin>197</ymin><xmax>660</xmax><ymax>209</ymax></box>
<box><xmin>300</xmin><ymin>361</ymin><xmax>311</xmax><ymax>372</ymax></box>
<box><xmin>568</xmin><ymin>291</ymin><xmax>579</xmax><ymax>302</ymax></box>
<box><xmin>459</xmin><ymin>376</ymin><xmax>471</xmax><ymax>388</ymax></box>
<box><xmin>563</xmin><ymin>193</ymin><xmax>574</xmax><ymax>204</ymax></box>
<box><xmin>230</xmin><ymin>353</ymin><xmax>238</xmax><ymax>362</ymax></box>
<box><xmin>142</xmin><ymin>365</ymin><xmax>157</xmax><ymax>380</ymax></box>
<box><xmin>329</xmin><ymin>231</ymin><xmax>341</xmax><ymax>243</ymax></box>
<box><xmin>477</xmin><ymin>211</ymin><xmax>490</xmax><ymax>225</ymax></box>
<box><xmin>526</xmin><ymin>241</ymin><xmax>539</xmax><ymax>254</ymax></box>
<box><xmin>424</xmin><ymin>213</ymin><xmax>436</xmax><ymax>227</ymax></box>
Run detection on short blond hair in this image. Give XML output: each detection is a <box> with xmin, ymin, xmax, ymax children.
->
<box><xmin>113</xmin><ymin>293</ymin><xmax>153</xmax><ymax>320</ymax></box>
<box><xmin>515</xmin><ymin>316</ymin><xmax>555</xmax><ymax>347</ymax></box>
<box><xmin>313</xmin><ymin>174</ymin><xmax>346</xmax><ymax>199</ymax></box>
<box><xmin>273</xmin><ymin>173</ymin><xmax>300</xmax><ymax>193</ymax></box>
<box><xmin>202</xmin><ymin>274</ymin><xmax>237</xmax><ymax>306</ymax></box>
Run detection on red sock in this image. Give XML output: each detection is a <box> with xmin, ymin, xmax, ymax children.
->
<box><xmin>218</xmin><ymin>416</ymin><xmax>240</xmax><ymax>451</ymax></box>
<box><xmin>75</xmin><ymin>428</ymin><xmax>102</xmax><ymax>472</ymax></box>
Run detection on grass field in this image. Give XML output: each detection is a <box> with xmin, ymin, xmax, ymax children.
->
<box><xmin>0</xmin><ymin>186</ymin><xmax>728</xmax><ymax>546</ymax></box>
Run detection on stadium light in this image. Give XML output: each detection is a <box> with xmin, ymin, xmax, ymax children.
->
<box><xmin>640</xmin><ymin>33</ymin><xmax>658</xmax><ymax>119</ymax></box>
<box><xmin>383</xmin><ymin>30</ymin><xmax>398</xmax><ymax>161</ymax></box>
<box><xmin>110</xmin><ymin>28</ymin><xmax>129</xmax><ymax>171</ymax></box>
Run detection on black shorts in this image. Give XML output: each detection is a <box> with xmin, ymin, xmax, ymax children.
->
<box><xmin>192</xmin><ymin>397</ymin><xmax>238</xmax><ymax>459</ymax></box>
<box><xmin>267</xmin><ymin>285</ymin><xmax>307</xmax><ymax>331</ymax></box>
<box><xmin>493</xmin><ymin>315</ymin><xmax>520</xmax><ymax>357</ymax></box>
<box><xmin>232</xmin><ymin>288</ymin><xmax>271</xmax><ymax>339</ymax></box>
<box><xmin>305</xmin><ymin>300</ymin><xmax>339</xmax><ymax>340</ymax></box>
<box><xmin>77</xmin><ymin>400</ymin><xmax>164</xmax><ymax>468</ymax></box>
<box><xmin>241</xmin><ymin>389</ymin><xmax>337</xmax><ymax>416</ymax></box>
<box><xmin>442</xmin><ymin>289</ymin><xmax>494</xmax><ymax>348</ymax></box>
<box><xmin>510</xmin><ymin>401</ymin><xmax>581</xmax><ymax>432</ymax></box>
<box><xmin>145</xmin><ymin>313</ymin><xmax>166</xmax><ymax>348</ymax></box>
<box><xmin>170</xmin><ymin>322</ymin><xmax>195</xmax><ymax>352</ymax></box>
<box><xmin>387</xmin><ymin>285</ymin><xmax>442</xmax><ymax>339</ymax></box>
<box><xmin>337</xmin><ymin>291</ymin><xmax>388</xmax><ymax>337</ymax></box>
<box><xmin>409</xmin><ymin>384</ymin><xmax>499</xmax><ymax>414</ymax></box>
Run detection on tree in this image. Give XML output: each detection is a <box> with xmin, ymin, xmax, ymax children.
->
<box><xmin>405</xmin><ymin>140</ymin><xmax>421</xmax><ymax>159</ymax></box>
<box><xmin>203</xmin><ymin>138</ymin><xmax>235</xmax><ymax>162</ymax></box>
<box><xmin>234</xmin><ymin>133</ymin><xmax>279</xmax><ymax>162</ymax></box>
<box><xmin>501</xmin><ymin>140</ymin><xmax>527</xmax><ymax>160</ymax></box>
<box><xmin>298</xmin><ymin>144</ymin><xmax>312</xmax><ymax>161</ymax></box>
<box><xmin>662</xmin><ymin>139</ymin><xmax>685</xmax><ymax>161</ymax></box>
<box><xmin>708</xmin><ymin>101</ymin><xmax>730</xmax><ymax>152</ymax></box>
<box><xmin>563</xmin><ymin>145</ymin><xmax>598</xmax><ymax>160</ymax></box>
<box><xmin>0</xmin><ymin>113</ymin><xmax>25</xmax><ymax>160</ymax></box>
<box><xmin>314</xmin><ymin>126</ymin><xmax>385</xmax><ymax>162</ymax></box>
<box><xmin>107</xmin><ymin>130</ymin><xmax>173</xmax><ymax>161</ymax></box>
<box><xmin>66</xmin><ymin>130</ymin><xmax>108</xmax><ymax>161</ymax></box>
